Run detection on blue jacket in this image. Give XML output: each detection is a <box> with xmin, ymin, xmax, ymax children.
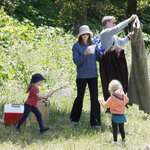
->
<box><xmin>72</xmin><ymin>41</ymin><xmax>101</xmax><ymax>79</ymax></box>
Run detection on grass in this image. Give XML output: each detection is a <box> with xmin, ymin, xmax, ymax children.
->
<box><xmin>0</xmin><ymin>45</ymin><xmax>150</xmax><ymax>150</ymax></box>
<box><xmin>0</xmin><ymin>87</ymin><xmax>150</xmax><ymax>150</ymax></box>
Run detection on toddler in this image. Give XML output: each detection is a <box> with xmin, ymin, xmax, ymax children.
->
<box><xmin>100</xmin><ymin>80</ymin><xmax>129</xmax><ymax>145</ymax></box>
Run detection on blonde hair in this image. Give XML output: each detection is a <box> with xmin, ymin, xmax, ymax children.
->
<box><xmin>102</xmin><ymin>16</ymin><xmax>115</xmax><ymax>27</ymax></box>
<box><xmin>108</xmin><ymin>80</ymin><xmax>123</xmax><ymax>96</ymax></box>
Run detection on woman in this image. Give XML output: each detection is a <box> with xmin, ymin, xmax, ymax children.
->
<box><xmin>69</xmin><ymin>25</ymin><xmax>101</xmax><ymax>129</ymax></box>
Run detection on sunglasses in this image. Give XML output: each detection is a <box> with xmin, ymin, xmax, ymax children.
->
<box><xmin>82</xmin><ymin>34</ymin><xmax>89</xmax><ymax>36</ymax></box>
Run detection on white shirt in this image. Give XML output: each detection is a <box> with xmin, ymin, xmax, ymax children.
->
<box><xmin>100</xmin><ymin>20</ymin><xmax>129</xmax><ymax>50</ymax></box>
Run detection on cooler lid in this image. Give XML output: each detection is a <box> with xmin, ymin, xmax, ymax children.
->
<box><xmin>4</xmin><ymin>104</ymin><xmax>24</xmax><ymax>113</ymax></box>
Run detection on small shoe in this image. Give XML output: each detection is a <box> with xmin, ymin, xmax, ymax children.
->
<box><xmin>16</xmin><ymin>127</ymin><xmax>20</xmax><ymax>132</ymax></box>
<box><xmin>40</xmin><ymin>127</ymin><xmax>49</xmax><ymax>133</ymax></box>
<box><xmin>71</xmin><ymin>121</ymin><xmax>78</xmax><ymax>128</ymax></box>
<box><xmin>71</xmin><ymin>121</ymin><xmax>78</xmax><ymax>126</ymax></box>
<box><xmin>91</xmin><ymin>125</ymin><xmax>101</xmax><ymax>131</ymax></box>
<box><xmin>112</xmin><ymin>141</ymin><xmax>118</xmax><ymax>145</ymax></box>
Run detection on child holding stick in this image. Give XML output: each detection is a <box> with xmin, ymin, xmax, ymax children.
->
<box><xmin>16</xmin><ymin>73</ymin><xmax>52</xmax><ymax>133</ymax></box>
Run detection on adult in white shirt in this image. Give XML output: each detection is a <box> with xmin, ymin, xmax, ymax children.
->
<box><xmin>100</xmin><ymin>14</ymin><xmax>137</xmax><ymax>50</ymax></box>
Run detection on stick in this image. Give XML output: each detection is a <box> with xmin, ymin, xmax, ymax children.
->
<box><xmin>51</xmin><ymin>84</ymin><xmax>68</xmax><ymax>94</ymax></box>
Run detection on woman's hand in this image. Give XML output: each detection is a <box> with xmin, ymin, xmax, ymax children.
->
<box><xmin>84</xmin><ymin>49</ymin><xmax>91</xmax><ymax>55</ymax></box>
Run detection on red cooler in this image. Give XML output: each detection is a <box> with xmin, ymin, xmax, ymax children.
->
<box><xmin>4</xmin><ymin>104</ymin><xmax>26</xmax><ymax>126</ymax></box>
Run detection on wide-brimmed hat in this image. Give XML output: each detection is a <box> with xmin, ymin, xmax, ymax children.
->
<box><xmin>78</xmin><ymin>25</ymin><xmax>93</xmax><ymax>38</ymax></box>
<box><xmin>31</xmin><ymin>73</ymin><xmax>45</xmax><ymax>83</ymax></box>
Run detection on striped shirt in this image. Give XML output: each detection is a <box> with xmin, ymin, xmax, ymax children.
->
<box><xmin>101</xmin><ymin>94</ymin><xmax>129</xmax><ymax>114</ymax></box>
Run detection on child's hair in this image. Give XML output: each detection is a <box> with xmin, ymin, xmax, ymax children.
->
<box><xmin>108</xmin><ymin>80</ymin><xmax>123</xmax><ymax>96</ymax></box>
<box><xmin>26</xmin><ymin>82</ymin><xmax>34</xmax><ymax>93</ymax></box>
<box><xmin>102</xmin><ymin>16</ymin><xmax>115</xmax><ymax>27</ymax></box>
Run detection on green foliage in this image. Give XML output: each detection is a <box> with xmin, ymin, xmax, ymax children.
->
<box><xmin>143</xmin><ymin>33</ymin><xmax>150</xmax><ymax>53</ymax></box>
<box><xmin>1</xmin><ymin>0</ymin><xmax>150</xmax><ymax>36</ymax></box>
<box><xmin>56</xmin><ymin>0</ymin><xmax>90</xmax><ymax>32</ymax></box>
<box><xmin>0</xmin><ymin>6</ymin><xmax>150</xmax><ymax>150</ymax></box>
<box><xmin>0</xmin><ymin>0</ymin><xmax>18</xmax><ymax>14</ymax></box>
<box><xmin>13</xmin><ymin>0</ymin><xmax>60</xmax><ymax>27</ymax></box>
<box><xmin>0</xmin><ymin>8</ymin><xmax>76</xmax><ymax>95</ymax></box>
<box><xmin>137</xmin><ymin>0</ymin><xmax>150</xmax><ymax>34</ymax></box>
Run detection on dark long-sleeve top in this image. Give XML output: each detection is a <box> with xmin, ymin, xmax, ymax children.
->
<box><xmin>72</xmin><ymin>41</ymin><xmax>101</xmax><ymax>78</ymax></box>
<box><xmin>99</xmin><ymin>46</ymin><xmax>128</xmax><ymax>100</ymax></box>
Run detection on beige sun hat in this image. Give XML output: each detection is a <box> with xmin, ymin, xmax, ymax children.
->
<box><xmin>78</xmin><ymin>25</ymin><xmax>93</xmax><ymax>38</ymax></box>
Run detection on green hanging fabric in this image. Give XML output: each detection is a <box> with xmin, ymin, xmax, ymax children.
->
<box><xmin>128</xmin><ymin>16</ymin><xmax>150</xmax><ymax>113</ymax></box>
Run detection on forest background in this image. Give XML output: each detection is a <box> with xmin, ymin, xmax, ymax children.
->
<box><xmin>0</xmin><ymin>0</ymin><xmax>150</xmax><ymax>150</ymax></box>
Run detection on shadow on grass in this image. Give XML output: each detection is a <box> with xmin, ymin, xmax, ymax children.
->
<box><xmin>0</xmin><ymin>104</ymin><xmax>110</xmax><ymax>146</ymax></box>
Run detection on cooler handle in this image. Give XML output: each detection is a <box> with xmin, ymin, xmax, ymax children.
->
<box><xmin>11</xmin><ymin>104</ymin><xmax>22</xmax><ymax>107</ymax></box>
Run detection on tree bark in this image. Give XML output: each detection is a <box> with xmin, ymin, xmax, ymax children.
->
<box><xmin>73</xmin><ymin>0</ymin><xmax>87</xmax><ymax>35</ymax></box>
<box><xmin>127</xmin><ymin>0</ymin><xmax>137</xmax><ymax>32</ymax></box>
<box><xmin>127</xmin><ymin>0</ymin><xmax>137</xmax><ymax>17</ymax></box>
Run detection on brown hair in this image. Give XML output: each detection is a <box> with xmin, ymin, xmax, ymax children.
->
<box><xmin>26</xmin><ymin>82</ymin><xmax>34</xmax><ymax>93</ymax></box>
<box><xmin>102</xmin><ymin>16</ymin><xmax>115</xmax><ymax>27</ymax></box>
<box><xmin>78</xmin><ymin>34</ymin><xmax>93</xmax><ymax>45</ymax></box>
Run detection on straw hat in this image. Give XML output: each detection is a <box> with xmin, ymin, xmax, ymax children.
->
<box><xmin>78</xmin><ymin>25</ymin><xmax>93</xmax><ymax>38</ymax></box>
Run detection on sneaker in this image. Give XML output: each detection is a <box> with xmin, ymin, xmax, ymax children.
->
<box><xmin>16</xmin><ymin>127</ymin><xmax>20</xmax><ymax>132</ymax></box>
<box><xmin>71</xmin><ymin>121</ymin><xmax>78</xmax><ymax>125</ymax></box>
<box><xmin>112</xmin><ymin>141</ymin><xmax>118</xmax><ymax>145</ymax></box>
<box><xmin>40</xmin><ymin>127</ymin><xmax>49</xmax><ymax>133</ymax></box>
<box><xmin>71</xmin><ymin>121</ymin><xmax>78</xmax><ymax>128</ymax></box>
<box><xmin>91</xmin><ymin>125</ymin><xmax>101</xmax><ymax>131</ymax></box>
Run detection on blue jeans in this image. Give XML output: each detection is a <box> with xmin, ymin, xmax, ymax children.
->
<box><xmin>17</xmin><ymin>104</ymin><xmax>44</xmax><ymax>129</ymax></box>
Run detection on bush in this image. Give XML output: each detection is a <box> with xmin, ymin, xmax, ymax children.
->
<box><xmin>0</xmin><ymin>8</ymin><xmax>76</xmax><ymax>94</ymax></box>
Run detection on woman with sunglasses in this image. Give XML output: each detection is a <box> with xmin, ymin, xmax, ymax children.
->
<box><xmin>69</xmin><ymin>25</ymin><xmax>101</xmax><ymax>130</ymax></box>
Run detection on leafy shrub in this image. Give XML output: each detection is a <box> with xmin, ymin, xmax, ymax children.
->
<box><xmin>137</xmin><ymin>0</ymin><xmax>150</xmax><ymax>34</ymax></box>
<box><xmin>0</xmin><ymin>0</ymin><xmax>18</xmax><ymax>14</ymax></box>
<box><xmin>143</xmin><ymin>33</ymin><xmax>150</xmax><ymax>53</ymax></box>
<box><xmin>0</xmin><ymin>8</ymin><xmax>76</xmax><ymax>95</ymax></box>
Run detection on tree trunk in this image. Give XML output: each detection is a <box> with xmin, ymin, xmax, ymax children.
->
<box><xmin>73</xmin><ymin>0</ymin><xmax>87</xmax><ymax>35</ymax></box>
<box><xmin>127</xmin><ymin>0</ymin><xmax>137</xmax><ymax>32</ymax></box>
<box><xmin>127</xmin><ymin>0</ymin><xmax>137</xmax><ymax>16</ymax></box>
